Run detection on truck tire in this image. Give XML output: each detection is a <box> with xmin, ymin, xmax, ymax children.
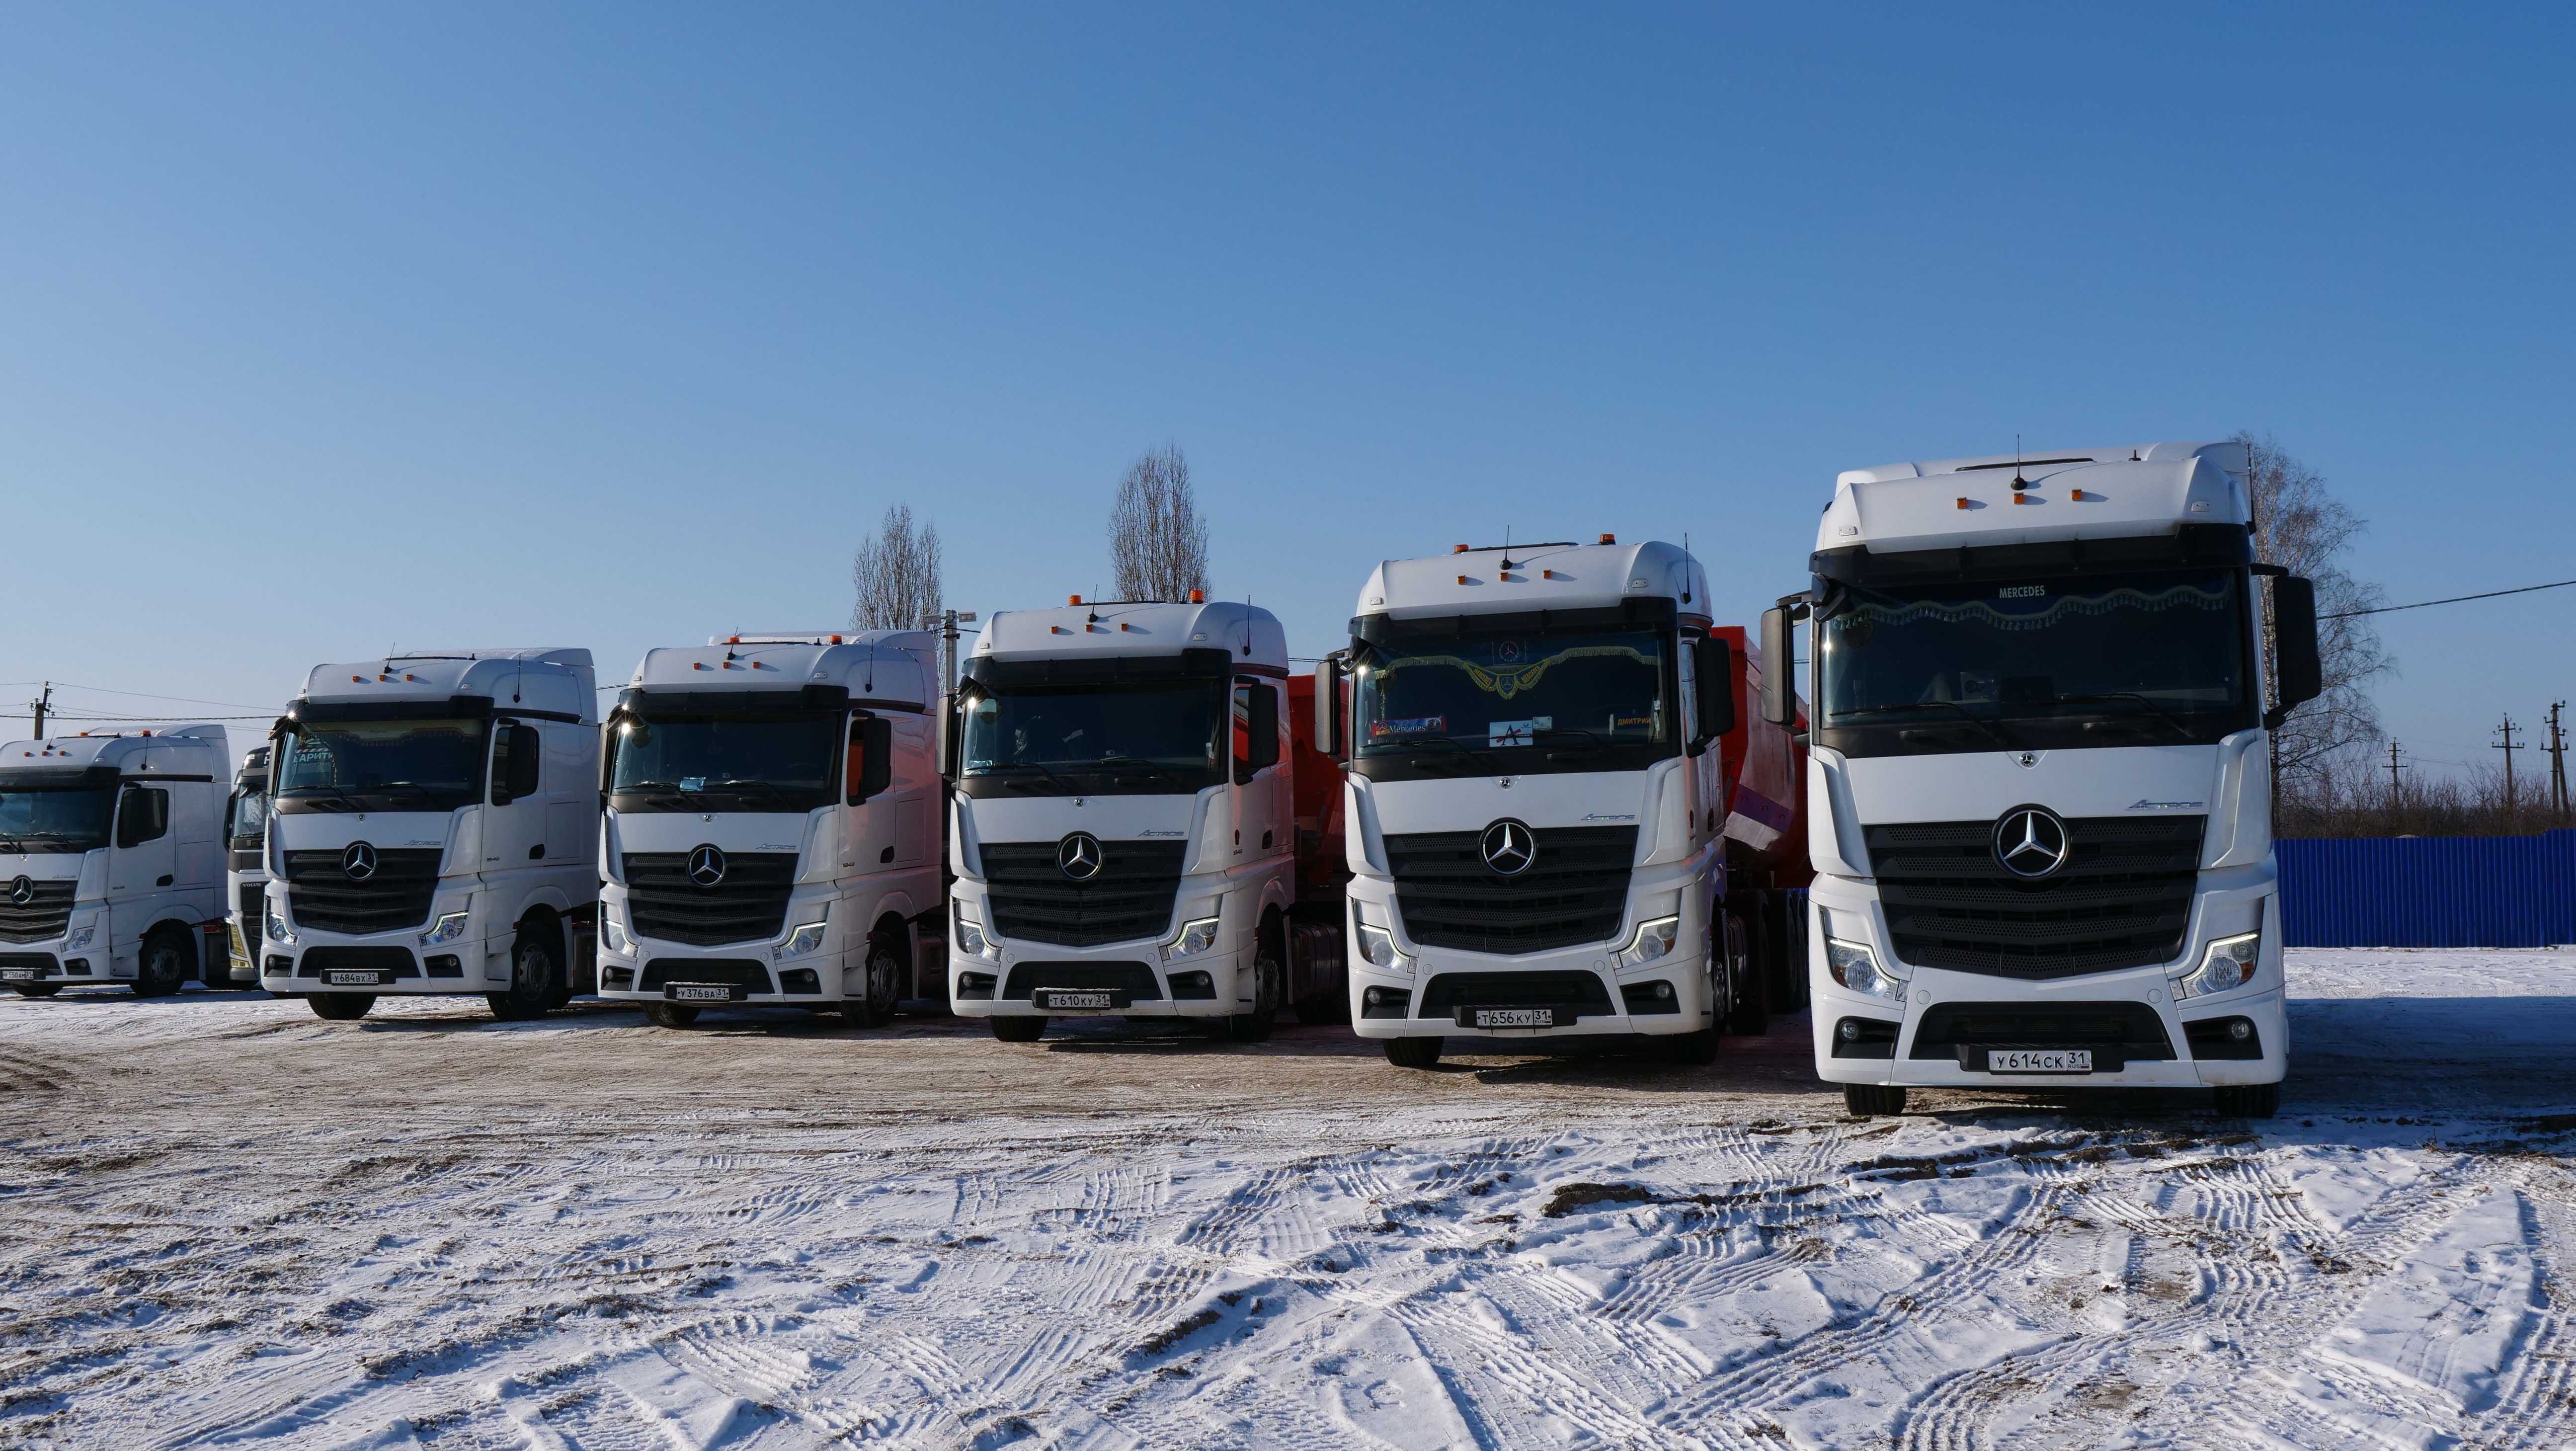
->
<box><xmin>1217</xmin><ymin>936</ymin><xmax>1285</xmax><ymax>1043</ymax></box>
<box><xmin>12</xmin><ymin>984</ymin><xmax>62</xmax><ymax>998</ymax></box>
<box><xmin>133</xmin><ymin>928</ymin><xmax>191</xmax><ymax>998</ymax></box>
<box><xmin>1383</xmin><ymin>1037</ymin><xmax>1443</xmax><ymax>1069</ymax></box>
<box><xmin>989</xmin><ymin>1016</ymin><xmax>1046</xmax><ymax>1043</ymax></box>
<box><xmin>486</xmin><ymin>927</ymin><xmax>561</xmax><ymax>1021</ymax></box>
<box><xmin>2213</xmin><ymin>1083</ymin><xmax>2281</xmax><ymax>1119</ymax></box>
<box><xmin>843</xmin><ymin>934</ymin><xmax>904</xmax><ymax>1029</ymax></box>
<box><xmin>310</xmin><ymin>993</ymin><xmax>374</xmax><ymax>1021</ymax></box>
<box><xmin>1845</xmin><ymin>1083</ymin><xmax>1908</xmax><ymax>1117</ymax></box>
<box><xmin>644</xmin><ymin>1003</ymin><xmax>700</xmax><ymax>1029</ymax></box>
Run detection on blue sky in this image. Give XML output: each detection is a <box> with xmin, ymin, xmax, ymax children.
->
<box><xmin>3</xmin><ymin>5</ymin><xmax>2570</xmax><ymax>779</ymax></box>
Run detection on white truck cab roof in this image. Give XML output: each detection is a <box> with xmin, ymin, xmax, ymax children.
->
<box><xmin>1354</xmin><ymin>539</ymin><xmax>1712</xmax><ymax>630</ymax></box>
<box><xmin>2</xmin><ymin>725</ymin><xmax>229</xmax><ymax>777</ymax></box>
<box><xmin>295</xmin><ymin>648</ymin><xmax>598</xmax><ymax>724</ymax></box>
<box><xmin>625</xmin><ymin>632</ymin><xmax>938</xmax><ymax>712</ymax></box>
<box><xmin>1817</xmin><ymin>441</ymin><xmax>2250</xmax><ymax>556</ymax></box>
<box><xmin>974</xmin><ymin>600</ymin><xmax>1288</xmax><ymax>676</ymax></box>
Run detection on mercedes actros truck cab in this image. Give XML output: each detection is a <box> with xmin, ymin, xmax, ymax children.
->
<box><xmin>1764</xmin><ymin>441</ymin><xmax>2319</xmax><ymax>1118</ymax></box>
<box><xmin>224</xmin><ymin>744</ymin><xmax>271</xmax><ymax>985</ymax></box>
<box><xmin>1</xmin><ymin>726</ymin><xmax>232</xmax><ymax>997</ymax></box>
<box><xmin>597</xmin><ymin>632</ymin><xmax>944</xmax><ymax>1030</ymax></box>
<box><xmin>1327</xmin><ymin>538</ymin><xmax>1802</xmax><ymax>1069</ymax></box>
<box><xmin>262</xmin><ymin>649</ymin><xmax>602</xmax><ymax>1022</ymax></box>
<box><xmin>948</xmin><ymin>596</ymin><xmax>1300</xmax><ymax>1043</ymax></box>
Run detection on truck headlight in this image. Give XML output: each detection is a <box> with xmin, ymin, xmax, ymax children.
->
<box><xmin>420</xmin><ymin>911</ymin><xmax>471</xmax><ymax>947</ymax></box>
<box><xmin>1356</xmin><ymin>923</ymin><xmax>1410</xmax><ymax>971</ymax></box>
<box><xmin>1619</xmin><ymin>915</ymin><xmax>1681</xmax><ymax>967</ymax></box>
<box><xmin>1826</xmin><ymin>937</ymin><xmax>1904</xmax><ymax>1002</ymax></box>
<box><xmin>601</xmin><ymin>913</ymin><xmax>633</xmax><ymax>957</ymax></box>
<box><xmin>954</xmin><ymin>901</ymin><xmax>1000</xmax><ymax>962</ymax></box>
<box><xmin>264</xmin><ymin>901</ymin><xmax>296</xmax><ymax>945</ymax></box>
<box><xmin>776</xmin><ymin>921</ymin><xmax>827</xmax><ymax>960</ymax></box>
<box><xmin>2176</xmin><ymin>931</ymin><xmax>2260</xmax><ymax>998</ymax></box>
<box><xmin>1161</xmin><ymin>917</ymin><xmax>1221</xmax><ymax>962</ymax></box>
<box><xmin>62</xmin><ymin>923</ymin><xmax>95</xmax><ymax>952</ymax></box>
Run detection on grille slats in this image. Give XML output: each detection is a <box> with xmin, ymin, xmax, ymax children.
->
<box><xmin>640</xmin><ymin>958</ymin><xmax>773</xmax><ymax>993</ymax></box>
<box><xmin>1385</xmin><ymin>825</ymin><xmax>1637</xmax><ymax>955</ymax></box>
<box><xmin>981</xmin><ymin>841</ymin><xmax>1185</xmax><ymax>949</ymax></box>
<box><xmin>1866</xmin><ymin>816</ymin><xmax>2204</xmax><ymax>978</ymax></box>
<box><xmin>298</xmin><ymin>946</ymin><xmax>419</xmax><ymax>978</ymax></box>
<box><xmin>0</xmin><ymin>881</ymin><xmax>75</xmax><ymax>943</ymax></box>
<box><xmin>283</xmin><ymin>849</ymin><xmax>443</xmax><ymax>936</ymax></box>
<box><xmin>1909</xmin><ymin>1001</ymin><xmax>2174</xmax><ymax>1061</ymax></box>
<box><xmin>623</xmin><ymin>853</ymin><xmax>798</xmax><ymax>948</ymax></box>
<box><xmin>1417</xmin><ymin>970</ymin><xmax>1615</xmax><ymax>1017</ymax></box>
<box><xmin>1000</xmin><ymin>961</ymin><xmax>1162</xmax><ymax>1001</ymax></box>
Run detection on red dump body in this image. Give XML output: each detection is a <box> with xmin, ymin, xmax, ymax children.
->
<box><xmin>1282</xmin><ymin>674</ymin><xmax>1352</xmax><ymax>1020</ymax></box>
<box><xmin>1709</xmin><ymin>625</ymin><xmax>1812</xmax><ymax>890</ymax></box>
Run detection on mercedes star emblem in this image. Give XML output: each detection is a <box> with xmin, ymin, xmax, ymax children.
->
<box><xmin>1993</xmin><ymin>806</ymin><xmax>2071</xmax><ymax>879</ymax></box>
<box><xmin>341</xmin><ymin>841</ymin><xmax>379</xmax><ymax>881</ymax></box>
<box><xmin>1479</xmin><ymin>818</ymin><xmax>1536</xmax><ymax>877</ymax></box>
<box><xmin>687</xmin><ymin>844</ymin><xmax>728</xmax><ymax>888</ymax></box>
<box><xmin>1056</xmin><ymin>831</ymin><xmax>1104</xmax><ymax>881</ymax></box>
<box><xmin>5</xmin><ymin>876</ymin><xmax>33</xmax><ymax>907</ymax></box>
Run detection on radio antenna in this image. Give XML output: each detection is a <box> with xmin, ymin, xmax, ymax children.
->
<box><xmin>2013</xmin><ymin>433</ymin><xmax>2025</xmax><ymax>487</ymax></box>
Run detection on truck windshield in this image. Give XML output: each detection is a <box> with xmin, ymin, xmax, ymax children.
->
<box><xmin>0</xmin><ymin>784</ymin><xmax>117</xmax><ymax>853</ymax></box>
<box><xmin>225</xmin><ymin>779</ymin><xmax>268</xmax><ymax>849</ymax></box>
<box><xmin>607</xmin><ymin>710</ymin><xmax>841</xmax><ymax>812</ymax></box>
<box><xmin>959</xmin><ymin>679</ymin><xmax>1224</xmax><ymax>797</ymax></box>
<box><xmin>1352</xmin><ymin>626</ymin><xmax>1674</xmax><ymax>779</ymax></box>
<box><xmin>1814</xmin><ymin>568</ymin><xmax>2254</xmax><ymax>755</ymax></box>
<box><xmin>274</xmin><ymin>720</ymin><xmax>487</xmax><ymax>813</ymax></box>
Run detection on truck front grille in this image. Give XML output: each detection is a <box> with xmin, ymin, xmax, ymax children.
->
<box><xmin>0</xmin><ymin>881</ymin><xmax>75</xmax><ymax>943</ymax></box>
<box><xmin>1384</xmin><ymin>825</ymin><xmax>1638</xmax><ymax>955</ymax></box>
<box><xmin>1866</xmin><ymin>816</ymin><xmax>2205</xmax><ymax>978</ymax></box>
<box><xmin>980</xmin><ymin>841</ymin><xmax>1186</xmax><ymax>948</ymax></box>
<box><xmin>283</xmin><ymin>850</ymin><xmax>444</xmax><ymax>936</ymax></box>
<box><xmin>623</xmin><ymin>853</ymin><xmax>798</xmax><ymax>947</ymax></box>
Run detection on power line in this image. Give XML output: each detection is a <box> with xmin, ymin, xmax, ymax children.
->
<box><xmin>0</xmin><ymin>679</ymin><xmax>273</xmax><ymax>711</ymax></box>
<box><xmin>2324</xmin><ymin>577</ymin><xmax>2576</xmax><ymax>620</ymax></box>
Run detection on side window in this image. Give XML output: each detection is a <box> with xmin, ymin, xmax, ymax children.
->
<box><xmin>1677</xmin><ymin>633</ymin><xmax>1700</xmax><ymax>744</ymax></box>
<box><xmin>492</xmin><ymin>724</ymin><xmax>542</xmax><ymax>804</ymax></box>
<box><xmin>1232</xmin><ymin>681</ymin><xmax>1280</xmax><ymax>783</ymax></box>
<box><xmin>117</xmin><ymin>787</ymin><xmax>170</xmax><ymax>848</ymax></box>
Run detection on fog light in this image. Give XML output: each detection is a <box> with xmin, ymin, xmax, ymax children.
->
<box><xmin>602</xmin><ymin>966</ymin><xmax>634</xmax><ymax>989</ymax></box>
<box><xmin>1365</xmin><ymin>987</ymin><xmax>1388</xmax><ymax>1005</ymax></box>
<box><xmin>2229</xmin><ymin>1019</ymin><xmax>2252</xmax><ymax>1041</ymax></box>
<box><xmin>779</xmin><ymin>967</ymin><xmax>820</xmax><ymax>994</ymax></box>
<box><xmin>1839</xmin><ymin>1019</ymin><xmax>1860</xmax><ymax>1041</ymax></box>
<box><xmin>1653</xmin><ymin>981</ymin><xmax>1674</xmax><ymax>1000</ymax></box>
<box><xmin>424</xmin><ymin>954</ymin><xmax>463</xmax><ymax>977</ymax></box>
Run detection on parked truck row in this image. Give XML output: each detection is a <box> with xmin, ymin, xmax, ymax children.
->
<box><xmin>0</xmin><ymin>440</ymin><xmax>2321</xmax><ymax>1116</ymax></box>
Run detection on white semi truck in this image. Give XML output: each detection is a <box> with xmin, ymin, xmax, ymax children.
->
<box><xmin>1764</xmin><ymin>441</ymin><xmax>2317</xmax><ymax>1118</ymax></box>
<box><xmin>223</xmin><ymin>744</ymin><xmax>271</xmax><ymax>986</ymax></box>
<box><xmin>1326</xmin><ymin>539</ymin><xmax>1781</xmax><ymax>1068</ymax></box>
<box><xmin>597</xmin><ymin>633</ymin><xmax>945</xmax><ymax>1029</ymax></box>
<box><xmin>947</xmin><ymin>597</ymin><xmax>1300</xmax><ymax>1043</ymax></box>
<box><xmin>0</xmin><ymin>726</ymin><xmax>233</xmax><ymax>997</ymax></box>
<box><xmin>260</xmin><ymin>649</ymin><xmax>602</xmax><ymax>1021</ymax></box>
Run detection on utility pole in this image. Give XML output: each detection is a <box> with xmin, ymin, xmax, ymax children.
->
<box><xmin>2547</xmin><ymin>700</ymin><xmax>2571</xmax><ymax>825</ymax></box>
<box><xmin>2384</xmin><ymin>739</ymin><xmax>2408</xmax><ymax>814</ymax></box>
<box><xmin>920</xmin><ymin>609</ymin><xmax>978</xmax><ymax>764</ymax></box>
<box><xmin>27</xmin><ymin>682</ymin><xmax>50</xmax><ymax>740</ymax></box>
<box><xmin>2495</xmin><ymin>713</ymin><xmax>2524</xmax><ymax>822</ymax></box>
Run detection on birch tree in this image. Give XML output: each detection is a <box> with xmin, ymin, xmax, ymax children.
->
<box><xmin>851</xmin><ymin>503</ymin><xmax>942</xmax><ymax>632</ymax></box>
<box><xmin>1109</xmin><ymin>446</ymin><xmax>1210</xmax><ymax>602</ymax></box>
<box><xmin>2240</xmin><ymin>431</ymin><xmax>2389</xmax><ymax>791</ymax></box>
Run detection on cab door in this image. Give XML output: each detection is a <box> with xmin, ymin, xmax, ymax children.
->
<box><xmin>483</xmin><ymin>722</ymin><xmax>546</xmax><ymax>875</ymax></box>
<box><xmin>1231</xmin><ymin>679</ymin><xmax>1286</xmax><ymax>862</ymax></box>
<box><xmin>108</xmin><ymin>784</ymin><xmax>176</xmax><ymax>959</ymax></box>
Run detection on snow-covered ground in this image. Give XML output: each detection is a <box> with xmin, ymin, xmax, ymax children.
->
<box><xmin>2</xmin><ymin>950</ymin><xmax>2572</xmax><ymax>1450</ymax></box>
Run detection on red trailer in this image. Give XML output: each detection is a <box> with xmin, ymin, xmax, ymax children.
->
<box><xmin>1710</xmin><ymin>624</ymin><xmax>1813</xmax><ymax>1022</ymax></box>
<box><xmin>1282</xmin><ymin>673</ymin><xmax>1351</xmax><ymax>1024</ymax></box>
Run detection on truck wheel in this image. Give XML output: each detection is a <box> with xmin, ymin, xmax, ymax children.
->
<box><xmin>309</xmin><ymin>993</ymin><xmax>374</xmax><ymax>1021</ymax></box>
<box><xmin>843</xmin><ymin>935</ymin><xmax>904</xmax><ymax>1029</ymax></box>
<box><xmin>12</xmin><ymin>984</ymin><xmax>62</xmax><ymax>998</ymax></box>
<box><xmin>1654</xmin><ymin>1028</ymin><xmax>1720</xmax><ymax>1066</ymax></box>
<box><xmin>133</xmin><ymin>928</ymin><xmax>191</xmax><ymax>998</ymax></box>
<box><xmin>989</xmin><ymin>1016</ymin><xmax>1046</xmax><ymax>1043</ymax></box>
<box><xmin>2213</xmin><ymin>1083</ymin><xmax>2281</xmax><ymax>1119</ymax></box>
<box><xmin>486</xmin><ymin>928</ymin><xmax>561</xmax><ymax>1021</ymax></box>
<box><xmin>1845</xmin><ymin>1083</ymin><xmax>1908</xmax><ymax>1117</ymax></box>
<box><xmin>644</xmin><ymin>1003</ymin><xmax>700</xmax><ymax>1029</ymax></box>
<box><xmin>1218</xmin><ymin>939</ymin><xmax>1285</xmax><ymax>1043</ymax></box>
<box><xmin>1383</xmin><ymin>1037</ymin><xmax>1443</xmax><ymax>1069</ymax></box>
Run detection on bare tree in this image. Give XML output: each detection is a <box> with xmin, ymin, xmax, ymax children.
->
<box><xmin>1109</xmin><ymin>445</ymin><xmax>1210</xmax><ymax>602</ymax></box>
<box><xmin>2239</xmin><ymin>432</ymin><xmax>2390</xmax><ymax>797</ymax></box>
<box><xmin>850</xmin><ymin>503</ymin><xmax>942</xmax><ymax>633</ymax></box>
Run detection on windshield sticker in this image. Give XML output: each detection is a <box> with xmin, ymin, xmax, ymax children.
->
<box><xmin>1488</xmin><ymin>716</ymin><xmax>1552</xmax><ymax>748</ymax></box>
<box><xmin>1844</xmin><ymin>579</ymin><xmax>2231</xmax><ymax>633</ymax></box>
<box><xmin>1370</xmin><ymin>715</ymin><xmax>1447</xmax><ymax>740</ymax></box>
<box><xmin>1998</xmin><ymin>585</ymin><xmax>2046</xmax><ymax>599</ymax></box>
<box><xmin>1387</xmin><ymin>644</ymin><xmax>1658</xmax><ymax>701</ymax></box>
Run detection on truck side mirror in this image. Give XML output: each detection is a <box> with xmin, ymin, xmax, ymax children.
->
<box><xmin>1694</xmin><ymin>639</ymin><xmax>1735</xmax><ymax>741</ymax></box>
<box><xmin>849</xmin><ymin>716</ymin><xmax>894</xmax><ymax>804</ymax></box>
<box><xmin>2267</xmin><ymin>575</ymin><xmax>2323</xmax><ymax>728</ymax></box>
<box><xmin>1313</xmin><ymin>658</ymin><xmax>1343</xmax><ymax>759</ymax></box>
<box><xmin>1760</xmin><ymin>601</ymin><xmax>1805</xmax><ymax>727</ymax></box>
<box><xmin>492</xmin><ymin>723</ymin><xmax>542</xmax><ymax>805</ymax></box>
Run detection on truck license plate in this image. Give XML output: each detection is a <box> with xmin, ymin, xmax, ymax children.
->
<box><xmin>1474</xmin><ymin>1007</ymin><xmax>1557</xmax><ymax>1029</ymax></box>
<box><xmin>1987</xmin><ymin>1048</ymin><xmax>2093</xmax><ymax>1074</ymax></box>
<box><xmin>327</xmin><ymin>971</ymin><xmax>381</xmax><ymax>986</ymax></box>
<box><xmin>0</xmin><ymin>967</ymin><xmax>33</xmax><ymax>980</ymax></box>
<box><xmin>1041</xmin><ymin>990</ymin><xmax>1114</xmax><ymax>1010</ymax></box>
<box><xmin>671</xmin><ymin>984</ymin><xmax>731</xmax><ymax>1002</ymax></box>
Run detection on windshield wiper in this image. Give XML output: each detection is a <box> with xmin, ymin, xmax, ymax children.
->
<box><xmin>982</xmin><ymin>760</ymin><xmax>1075</xmax><ymax>794</ymax></box>
<box><xmin>707</xmin><ymin>779</ymin><xmax>790</xmax><ymax>798</ymax></box>
<box><xmin>2043</xmin><ymin>692</ymin><xmax>2196</xmax><ymax>739</ymax></box>
<box><xmin>1836</xmin><ymin>700</ymin><xmax>2021</xmax><ymax>751</ymax></box>
<box><xmin>1375</xmin><ymin>736</ymin><xmax>1481</xmax><ymax>771</ymax></box>
<box><xmin>619</xmin><ymin>779</ymin><xmax>684</xmax><ymax>794</ymax></box>
<box><xmin>1095</xmin><ymin>756</ymin><xmax>1181</xmax><ymax>787</ymax></box>
<box><xmin>1534</xmin><ymin>727</ymin><xmax>1610</xmax><ymax>759</ymax></box>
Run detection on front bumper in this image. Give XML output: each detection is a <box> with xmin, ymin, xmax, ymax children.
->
<box><xmin>1341</xmin><ymin>880</ymin><xmax>1714</xmax><ymax>1042</ymax></box>
<box><xmin>260</xmin><ymin>930</ymin><xmax>499</xmax><ymax>995</ymax></box>
<box><xmin>1</xmin><ymin>910</ymin><xmax>112</xmax><ymax>986</ymax></box>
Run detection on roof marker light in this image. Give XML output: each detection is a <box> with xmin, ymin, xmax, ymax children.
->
<box><xmin>1452</xmin><ymin>544</ymin><xmax>1469</xmax><ymax>554</ymax></box>
<box><xmin>1956</xmin><ymin>497</ymin><xmax>1970</xmax><ymax>509</ymax></box>
<box><xmin>1119</xmin><ymin>622</ymin><xmax>1130</xmax><ymax>631</ymax></box>
<box><xmin>1189</xmin><ymin>589</ymin><xmax>1205</xmax><ymax>603</ymax></box>
<box><xmin>351</xmin><ymin>675</ymin><xmax>365</xmax><ymax>683</ymax></box>
<box><xmin>1069</xmin><ymin>595</ymin><xmax>1082</xmax><ymax>605</ymax></box>
<box><xmin>2070</xmin><ymin>488</ymin><xmax>2086</xmax><ymax>501</ymax></box>
<box><xmin>728</xmin><ymin>637</ymin><xmax>740</xmax><ymax>644</ymax></box>
<box><xmin>830</xmin><ymin>635</ymin><xmax>843</xmax><ymax>645</ymax></box>
<box><xmin>1543</xmin><ymin>568</ymin><xmax>1556</xmax><ymax>579</ymax></box>
<box><xmin>1457</xmin><ymin>574</ymin><xmax>1470</xmax><ymax>585</ymax></box>
<box><xmin>1599</xmin><ymin>533</ymin><xmax>1615</xmax><ymax>545</ymax></box>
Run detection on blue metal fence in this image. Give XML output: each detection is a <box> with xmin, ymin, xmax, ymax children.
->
<box><xmin>2277</xmin><ymin>829</ymin><xmax>2576</xmax><ymax>948</ymax></box>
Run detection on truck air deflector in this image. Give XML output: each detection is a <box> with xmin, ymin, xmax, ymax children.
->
<box><xmin>1349</xmin><ymin>597</ymin><xmax>1679</xmax><ymax>645</ymax></box>
<box><xmin>615</xmin><ymin>684</ymin><xmax>877</xmax><ymax>714</ymax></box>
<box><xmin>1865</xmin><ymin>816</ymin><xmax>2205</xmax><ymax>977</ymax></box>
<box><xmin>1383</xmin><ymin>825</ymin><xmax>1638</xmax><ymax>955</ymax></box>
<box><xmin>966</xmin><ymin>648</ymin><xmax>1234</xmax><ymax>687</ymax></box>
<box><xmin>1810</xmin><ymin>523</ymin><xmax>2251</xmax><ymax>590</ymax></box>
<box><xmin>287</xmin><ymin>695</ymin><xmax>498</xmax><ymax>724</ymax></box>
